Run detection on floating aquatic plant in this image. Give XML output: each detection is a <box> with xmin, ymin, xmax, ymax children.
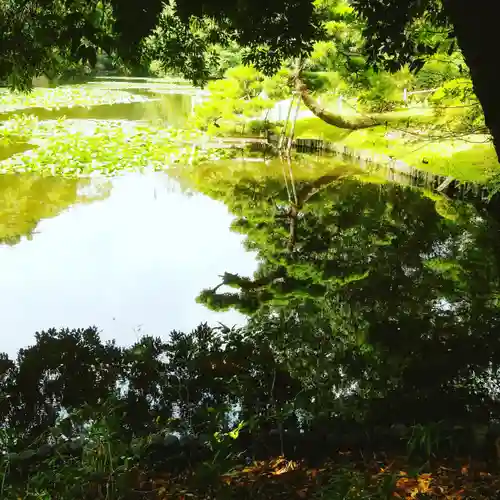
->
<box><xmin>0</xmin><ymin>86</ymin><xmax>151</xmax><ymax>113</ymax></box>
<box><xmin>0</xmin><ymin>118</ymin><xmax>226</xmax><ymax>176</ymax></box>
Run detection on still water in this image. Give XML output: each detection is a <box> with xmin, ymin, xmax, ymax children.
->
<box><xmin>0</xmin><ymin>80</ymin><xmax>255</xmax><ymax>356</ymax></box>
<box><xmin>0</xmin><ymin>83</ymin><xmax>194</xmax><ymax>125</ymax></box>
<box><xmin>0</xmin><ymin>172</ymin><xmax>256</xmax><ymax>357</ymax></box>
<box><xmin>1</xmin><ymin>77</ymin><xmax>495</xmax><ymax>363</ymax></box>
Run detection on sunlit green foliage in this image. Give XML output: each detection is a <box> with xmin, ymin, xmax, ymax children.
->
<box><xmin>292</xmin><ymin>118</ymin><xmax>498</xmax><ymax>182</ymax></box>
<box><xmin>192</xmin><ymin>65</ymin><xmax>274</xmax><ymax>134</ymax></box>
<box><xmin>301</xmin><ymin>0</ymin><xmax>415</xmax><ymax>112</ymax></box>
<box><xmin>0</xmin><ymin>86</ymin><xmax>150</xmax><ymax>113</ymax></box>
<box><xmin>263</xmin><ymin>68</ymin><xmax>293</xmax><ymax>101</ymax></box>
<box><xmin>286</xmin><ymin>0</ymin><xmax>490</xmax><ymax>149</ymax></box>
<box><xmin>350</xmin><ymin>0</ymin><xmax>500</xmax><ymax>160</ymax></box>
<box><xmin>357</xmin><ymin>68</ymin><xmax>414</xmax><ymax>112</ymax></box>
<box><xmin>0</xmin><ymin>117</ymin><xmax>222</xmax><ymax>176</ymax></box>
<box><xmin>206</xmin><ymin>43</ymin><xmax>245</xmax><ymax>79</ymax></box>
<box><xmin>306</xmin><ymin>0</ymin><xmax>364</xmax><ymax>76</ymax></box>
<box><xmin>0</xmin><ymin>0</ymin><xmax>498</xmax><ymax>165</ymax></box>
<box><xmin>143</xmin><ymin>5</ymin><xmax>224</xmax><ymax>85</ymax></box>
<box><xmin>414</xmin><ymin>53</ymin><xmax>465</xmax><ymax>90</ymax></box>
<box><xmin>430</xmin><ymin>78</ymin><xmax>486</xmax><ymax>133</ymax></box>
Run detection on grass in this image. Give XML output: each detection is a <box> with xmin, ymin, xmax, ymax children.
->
<box><xmin>294</xmin><ymin>117</ymin><xmax>499</xmax><ymax>182</ymax></box>
<box><xmin>201</xmin><ymin>93</ymin><xmax>498</xmax><ymax>183</ymax></box>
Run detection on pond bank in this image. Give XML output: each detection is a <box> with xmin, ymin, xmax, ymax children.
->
<box><xmin>212</xmin><ymin>112</ymin><xmax>498</xmax><ymax>183</ymax></box>
<box><xmin>260</xmin><ymin>132</ymin><xmax>491</xmax><ymax>204</ymax></box>
<box><xmin>290</xmin><ymin>116</ymin><xmax>499</xmax><ymax>183</ymax></box>
<box><xmin>190</xmin><ymin>129</ymin><xmax>492</xmax><ymax>203</ymax></box>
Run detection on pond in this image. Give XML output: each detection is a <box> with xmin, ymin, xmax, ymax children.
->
<box><xmin>0</xmin><ymin>79</ymin><xmax>194</xmax><ymax>125</ymax></box>
<box><xmin>0</xmin><ymin>79</ymin><xmax>254</xmax><ymax>356</ymax></box>
<box><xmin>0</xmin><ymin>76</ymin><xmax>499</xmax><ymax>372</ymax></box>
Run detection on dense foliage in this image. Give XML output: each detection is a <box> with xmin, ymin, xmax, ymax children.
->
<box><xmin>2</xmin><ymin>0</ymin><xmax>497</xmax><ymax>163</ymax></box>
<box><xmin>0</xmin><ymin>0</ymin><xmax>323</xmax><ymax>89</ymax></box>
<box><xmin>2</xmin><ymin>313</ymin><xmax>500</xmax><ymax>498</ymax></box>
<box><xmin>188</xmin><ymin>162</ymin><xmax>500</xmax><ymax>426</ymax></box>
<box><xmin>2</xmin><ymin>1</ymin><xmax>500</xmax><ymax>497</ymax></box>
<box><xmin>349</xmin><ymin>0</ymin><xmax>500</xmax><ymax>159</ymax></box>
<box><xmin>191</xmin><ymin>65</ymin><xmax>274</xmax><ymax>133</ymax></box>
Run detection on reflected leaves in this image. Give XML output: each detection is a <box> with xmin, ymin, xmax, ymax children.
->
<box><xmin>0</xmin><ymin>174</ymin><xmax>111</xmax><ymax>245</ymax></box>
<box><xmin>192</xmin><ymin>161</ymin><xmax>500</xmax><ymax>423</ymax></box>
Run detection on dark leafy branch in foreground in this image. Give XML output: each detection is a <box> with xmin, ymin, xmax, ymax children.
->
<box><xmin>3</xmin><ymin>321</ymin><xmax>500</xmax><ymax>499</ymax></box>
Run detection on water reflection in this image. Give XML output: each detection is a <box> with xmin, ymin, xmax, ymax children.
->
<box><xmin>196</xmin><ymin>157</ymin><xmax>499</xmax><ymax>320</ymax></box>
<box><xmin>0</xmin><ymin>138</ymin><xmax>33</xmax><ymax>161</ymax></box>
<box><xmin>0</xmin><ymin>172</ymin><xmax>256</xmax><ymax>357</ymax></box>
<box><xmin>0</xmin><ymin>93</ymin><xmax>192</xmax><ymax>127</ymax></box>
<box><xmin>3</xmin><ymin>74</ymin><xmax>500</xmax><ymax>429</ymax></box>
<box><xmin>0</xmin><ymin>174</ymin><xmax>110</xmax><ymax>245</ymax></box>
<box><xmin>184</xmin><ymin>158</ymin><xmax>500</xmax><ymax>423</ymax></box>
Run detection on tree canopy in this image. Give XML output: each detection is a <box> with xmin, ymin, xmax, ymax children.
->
<box><xmin>3</xmin><ymin>0</ymin><xmax>499</xmax><ymax>160</ymax></box>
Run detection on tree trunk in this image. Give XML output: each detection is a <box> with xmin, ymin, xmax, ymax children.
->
<box><xmin>295</xmin><ymin>76</ymin><xmax>380</xmax><ymax>130</ymax></box>
<box><xmin>443</xmin><ymin>0</ymin><xmax>500</xmax><ymax>161</ymax></box>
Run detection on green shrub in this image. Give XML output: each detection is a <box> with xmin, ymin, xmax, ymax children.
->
<box><xmin>192</xmin><ymin>65</ymin><xmax>273</xmax><ymax>133</ymax></box>
<box><xmin>430</xmin><ymin>78</ymin><xmax>485</xmax><ymax>132</ymax></box>
<box><xmin>302</xmin><ymin>71</ymin><xmax>344</xmax><ymax>93</ymax></box>
<box><xmin>357</xmin><ymin>69</ymin><xmax>412</xmax><ymax>113</ymax></box>
<box><xmin>205</xmin><ymin>43</ymin><xmax>244</xmax><ymax>79</ymax></box>
<box><xmin>248</xmin><ymin>119</ymin><xmax>275</xmax><ymax>135</ymax></box>
<box><xmin>263</xmin><ymin>68</ymin><xmax>293</xmax><ymax>101</ymax></box>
